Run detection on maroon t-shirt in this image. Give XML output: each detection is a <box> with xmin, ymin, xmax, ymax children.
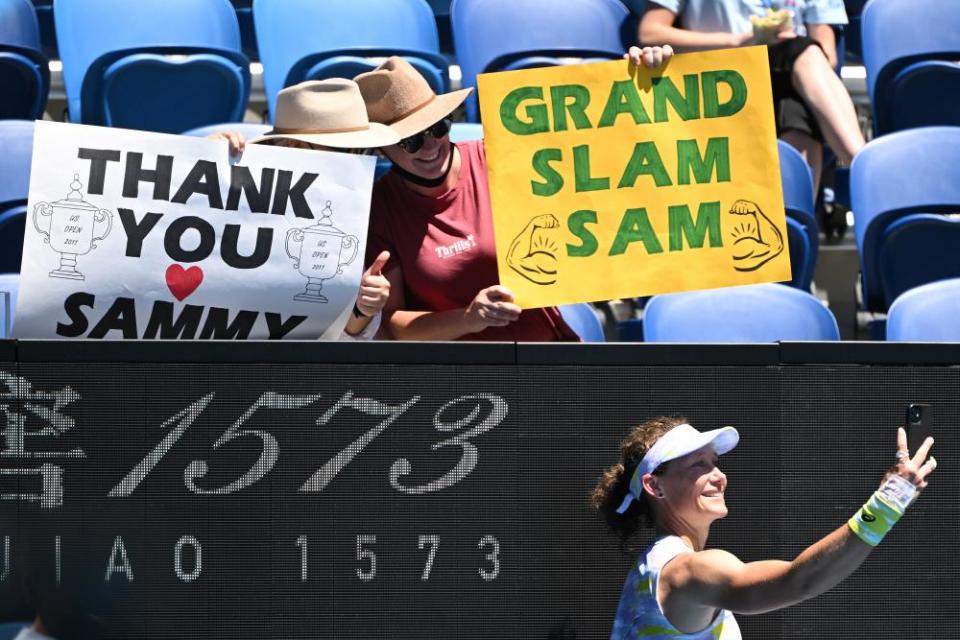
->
<box><xmin>365</xmin><ymin>140</ymin><xmax>578</xmax><ymax>342</ymax></box>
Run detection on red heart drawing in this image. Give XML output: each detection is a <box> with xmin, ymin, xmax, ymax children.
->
<box><xmin>165</xmin><ymin>264</ymin><xmax>204</xmax><ymax>301</ymax></box>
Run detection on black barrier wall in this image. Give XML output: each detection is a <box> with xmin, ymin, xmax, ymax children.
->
<box><xmin>1</xmin><ymin>341</ymin><xmax>958</xmax><ymax>639</ymax></box>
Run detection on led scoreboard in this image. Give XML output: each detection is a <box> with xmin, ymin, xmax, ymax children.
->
<box><xmin>2</xmin><ymin>342</ymin><xmax>959</xmax><ymax>639</ymax></box>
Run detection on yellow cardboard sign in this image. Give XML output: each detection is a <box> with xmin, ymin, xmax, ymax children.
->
<box><xmin>477</xmin><ymin>46</ymin><xmax>790</xmax><ymax>309</ymax></box>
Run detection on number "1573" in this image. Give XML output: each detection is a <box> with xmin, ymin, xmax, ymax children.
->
<box><xmin>108</xmin><ymin>391</ymin><xmax>508</xmax><ymax>497</ymax></box>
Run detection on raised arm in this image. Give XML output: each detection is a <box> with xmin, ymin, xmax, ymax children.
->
<box><xmin>662</xmin><ymin>428</ymin><xmax>936</xmax><ymax>621</ymax></box>
<box><xmin>639</xmin><ymin>7</ymin><xmax>753</xmax><ymax>51</ymax></box>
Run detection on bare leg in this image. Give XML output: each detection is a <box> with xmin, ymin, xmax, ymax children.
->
<box><xmin>791</xmin><ymin>46</ymin><xmax>865</xmax><ymax>165</ymax></box>
<box><xmin>780</xmin><ymin>129</ymin><xmax>823</xmax><ymax>194</ymax></box>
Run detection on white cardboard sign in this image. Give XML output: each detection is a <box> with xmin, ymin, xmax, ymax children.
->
<box><xmin>15</xmin><ymin>121</ymin><xmax>375</xmax><ymax>340</ymax></box>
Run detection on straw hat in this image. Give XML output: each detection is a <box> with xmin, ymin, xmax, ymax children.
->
<box><xmin>355</xmin><ymin>57</ymin><xmax>473</xmax><ymax>139</ymax></box>
<box><xmin>250</xmin><ymin>79</ymin><xmax>400</xmax><ymax>149</ymax></box>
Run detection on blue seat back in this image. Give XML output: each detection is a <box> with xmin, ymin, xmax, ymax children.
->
<box><xmin>777</xmin><ymin>140</ymin><xmax>817</xmax><ymax>290</ymax></box>
<box><xmin>1</xmin><ymin>0</ymin><xmax>40</xmax><ymax>49</ymax></box>
<box><xmin>887</xmin><ymin>278</ymin><xmax>960</xmax><ymax>341</ymax></box>
<box><xmin>0</xmin><ymin>206</ymin><xmax>23</xmax><ymax>271</ymax></box>
<box><xmin>785</xmin><ymin>218</ymin><xmax>811</xmax><ymax>291</ymax></box>
<box><xmin>0</xmin><ymin>272</ymin><xmax>19</xmax><ymax>336</ymax></box>
<box><xmin>451</xmin><ymin>0</ymin><xmax>628</xmax><ymax>121</ymax></box>
<box><xmin>0</xmin><ymin>0</ymin><xmax>49</xmax><ymax>119</ymax></box>
<box><xmin>253</xmin><ymin>0</ymin><xmax>445</xmax><ymax>120</ymax></box>
<box><xmin>0</xmin><ymin>120</ymin><xmax>33</xmax><ymax>210</ymax></box>
<box><xmin>558</xmin><ymin>303</ymin><xmax>605</xmax><ymax>342</ymax></box>
<box><xmin>875</xmin><ymin>213</ymin><xmax>960</xmax><ymax>308</ymax></box>
<box><xmin>885</xmin><ymin>60</ymin><xmax>960</xmax><ymax>133</ymax></box>
<box><xmin>643</xmin><ymin>284</ymin><xmax>840</xmax><ymax>342</ymax></box>
<box><xmin>0</xmin><ymin>120</ymin><xmax>31</xmax><ymax>272</ymax></box>
<box><xmin>99</xmin><ymin>52</ymin><xmax>248</xmax><ymax>132</ymax></box>
<box><xmin>862</xmin><ymin>0</ymin><xmax>960</xmax><ymax>134</ymax></box>
<box><xmin>54</xmin><ymin>0</ymin><xmax>248</xmax><ymax>129</ymax></box>
<box><xmin>0</xmin><ymin>119</ymin><xmax>30</xmax><ymax>272</ymax></box>
<box><xmin>851</xmin><ymin>127</ymin><xmax>960</xmax><ymax>311</ymax></box>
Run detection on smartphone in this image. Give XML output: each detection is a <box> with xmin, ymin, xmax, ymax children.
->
<box><xmin>905</xmin><ymin>403</ymin><xmax>932</xmax><ymax>455</ymax></box>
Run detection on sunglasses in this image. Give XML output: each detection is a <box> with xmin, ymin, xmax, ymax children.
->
<box><xmin>397</xmin><ymin>118</ymin><xmax>452</xmax><ymax>154</ymax></box>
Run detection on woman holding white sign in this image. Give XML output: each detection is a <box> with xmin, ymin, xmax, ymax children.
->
<box><xmin>592</xmin><ymin>417</ymin><xmax>936</xmax><ymax>639</ymax></box>
<box><xmin>210</xmin><ymin>79</ymin><xmax>397</xmax><ymax>339</ymax></box>
<box><xmin>354</xmin><ymin>47</ymin><xmax>673</xmax><ymax>341</ymax></box>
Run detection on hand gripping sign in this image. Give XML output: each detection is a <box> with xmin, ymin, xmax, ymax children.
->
<box><xmin>15</xmin><ymin>122</ymin><xmax>375</xmax><ymax>339</ymax></box>
<box><xmin>478</xmin><ymin>46</ymin><xmax>791</xmax><ymax>308</ymax></box>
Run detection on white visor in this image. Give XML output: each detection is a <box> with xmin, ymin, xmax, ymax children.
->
<box><xmin>616</xmin><ymin>423</ymin><xmax>739</xmax><ymax>514</ymax></box>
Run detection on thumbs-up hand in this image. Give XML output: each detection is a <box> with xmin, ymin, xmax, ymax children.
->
<box><xmin>355</xmin><ymin>251</ymin><xmax>391</xmax><ymax>318</ymax></box>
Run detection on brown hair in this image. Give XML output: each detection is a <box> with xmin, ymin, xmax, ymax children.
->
<box><xmin>591</xmin><ymin>416</ymin><xmax>688</xmax><ymax>550</ymax></box>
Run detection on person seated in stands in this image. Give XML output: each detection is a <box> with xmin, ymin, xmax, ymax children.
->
<box><xmin>354</xmin><ymin>47</ymin><xmax>673</xmax><ymax>341</ymax></box>
<box><xmin>210</xmin><ymin>79</ymin><xmax>397</xmax><ymax>339</ymax></box>
<box><xmin>638</xmin><ymin>0</ymin><xmax>864</xmax><ymax>191</ymax></box>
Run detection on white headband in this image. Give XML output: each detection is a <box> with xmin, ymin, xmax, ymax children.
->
<box><xmin>616</xmin><ymin>423</ymin><xmax>739</xmax><ymax>514</ymax></box>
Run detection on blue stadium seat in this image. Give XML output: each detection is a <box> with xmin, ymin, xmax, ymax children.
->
<box><xmin>883</xmin><ymin>61</ymin><xmax>960</xmax><ymax>134</ymax></box>
<box><xmin>862</xmin><ymin>0</ymin><xmax>960</xmax><ymax>135</ymax></box>
<box><xmin>886</xmin><ymin>278</ymin><xmax>960</xmax><ymax>341</ymax></box>
<box><xmin>54</xmin><ymin>0</ymin><xmax>250</xmax><ymax>133</ymax></box>
<box><xmin>0</xmin><ymin>272</ymin><xmax>20</xmax><ymax>336</ymax></box>
<box><xmin>451</xmin><ymin>0</ymin><xmax>628</xmax><ymax>121</ymax></box>
<box><xmin>851</xmin><ymin>127</ymin><xmax>960</xmax><ymax>312</ymax></box>
<box><xmin>643</xmin><ymin>284</ymin><xmax>840</xmax><ymax>342</ymax></box>
<box><xmin>559</xmin><ymin>303</ymin><xmax>605</xmax><ymax>342</ymax></box>
<box><xmin>182</xmin><ymin>121</ymin><xmax>271</xmax><ymax>140</ymax></box>
<box><xmin>0</xmin><ymin>0</ymin><xmax>49</xmax><ymax>119</ymax></box>
<box><xmin>0</xmin><ymin>120</ymin><xmax>33</xmax><ymax>273</ymax></box>
<box><xmin>253</xmin><ymin>0</ymin><xmax>448</xmax><ymax>122</ymax></box>
<box><xmin>0</xmin><ymin>120</ymin><xmax>32</xmax><ymax>212</ymax></box>
<box><xmin>777</xmin><ymin>140</ymin><xmax>818</xmax><ymax>291</ymax></box>
<box><xmin>0</xmin><ymin>207</ymin><xmax>25</xmax><ymax>273</ymax></box>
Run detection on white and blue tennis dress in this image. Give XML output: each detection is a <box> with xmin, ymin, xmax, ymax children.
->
<box><xmin>611</xmin><ymin>536</ymin><xmax>741</xmax><ymax>639</ymax></box>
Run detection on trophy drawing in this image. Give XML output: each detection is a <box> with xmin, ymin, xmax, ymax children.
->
<box><xmin>33</xmin><ymin>174</ymin><xmax>113</xmax><ymax>281</ymax></box>
<box><xmin>285</xmin><ymin>201</ymin><xmax>359</xmax><ymax>303</ymax></box>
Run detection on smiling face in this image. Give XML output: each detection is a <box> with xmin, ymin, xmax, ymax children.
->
<box><xmin>645</xmin><ymin>444</ymin><xmax>728</xmax><ymax>531</ymax></box>
<box><xmin>382</xmin><ymin>126</ymin><xmax>452</xmax><ymax>179</ymax></box>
